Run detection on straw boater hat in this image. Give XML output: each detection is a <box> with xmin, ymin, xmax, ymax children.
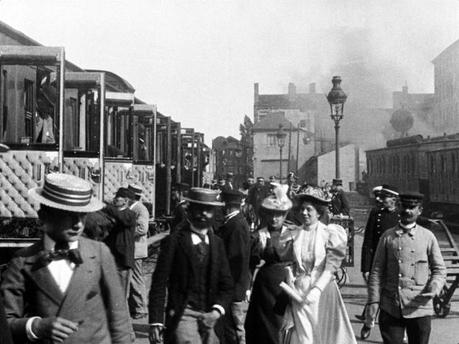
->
<box><xmin>261</xmin><ymin>183</ymin><xmax>292</xmax><ymax>212</ymax></box>
<box><xmin>128</xmin><ymin>184</ymin><xmax>143</xmax><ymax>197</ymax></box>
<box><xmin>29</xmin><ymin>173</ymin><xmax>104</xmax><ymax>213</ymax></box>
<box><xmin>295</xmin><ymin>186</ymin><xmax>330</xmax><ymax>206</ymax></box>
<box><xmin>183</xmin><ymin>187</ymin><xmax>224</xmax><ymax>207</ymax></box>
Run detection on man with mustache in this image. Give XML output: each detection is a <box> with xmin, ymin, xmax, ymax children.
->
<box><xmin>366</xmin><ymin>192</ymin><xmax>446</xmax><ymax>344</ymax></box>
<box><xmin>149</xmin><ymin>188</ymin><xmax>234</xmax><ymax>344</ymax></box>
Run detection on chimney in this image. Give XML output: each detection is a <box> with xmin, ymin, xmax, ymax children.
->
<box><xmin>254</xmin><ymin>83</ymin><xmax>259</xmax><ymax>103</ymax></box>
<box><xmin>309</xmin><ymin>82</ymin><xmax>316</xmax><ymax>94</ymax></box>
<box><xmin>288</xmin><ymin>82</ymin><xmax>296</xmax><ymax>101</ymax></box>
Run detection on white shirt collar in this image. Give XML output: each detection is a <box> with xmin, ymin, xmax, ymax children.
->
<box><xmin>224</xmin><ymin>210</ymin><xmax>240</xmax><ymax>222</ymax></box>
<box><xmin>44</xmin><ymin>234</ymin><xmax>78</xmax><ymax>251</ymax></box>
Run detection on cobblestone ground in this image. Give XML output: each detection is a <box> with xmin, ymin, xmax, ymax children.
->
<box><xmin>133</xmin><ymin>215</ymin><xmax>459</xmax><ymax>344</ymax></box>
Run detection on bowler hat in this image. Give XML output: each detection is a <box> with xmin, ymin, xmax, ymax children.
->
<box><xmin>29</xmin><ymin>173</ymin><xmax>104</xmax><ymax>213</ymax></box>
<box><xmin>261</xmin><ymin>183</ymin><xmax>292</xmax><ymax>212</ymax></box>
<box><xmin>295</xmin><ymin>186</ymin><xmax>330</xmax><ymax>206</ymax></box>
<box><xmin>115</xmin><ymin>187</ymin><xmax>135</xmax><ymax>199</ymax></box>
<box><xmin>221</xmin><ymin>190</ymin><xmax>243</xmax><ymax>205</ymax></box>
<box><xmin>183</xmin><ymin>188</ymin><xmax>224</xmax><ymax>207</ymax></box>
<box><xmin>128</xmin><ymin>184</ymin><xmax>143</xmax><ymax>197</ymax></box>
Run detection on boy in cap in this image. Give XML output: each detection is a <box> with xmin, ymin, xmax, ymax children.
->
<box><xmin>218</xmin><ymin>190</ymin><xmax>251</xmax><ymax>344</ymax></box>
<box><xmin>366</xmin><ymin>192</ymin><xmax>446</xmax><ymax>344</ymax></box>
<box><xmin>0</xmin><ymin>173</ymin><xmax>131</xmax><ymax>344</ymax></box>
<box><xmin>127</xmin><ymin>184</ymin><xmax>150</xmax><ymax>319</ymax></box>
<box><xmin>149</xmin><ymin>188</ymin><xmax>233</xmax><ymax>344</ymax></box>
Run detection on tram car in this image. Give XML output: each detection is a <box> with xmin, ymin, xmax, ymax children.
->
<box><xmin>0</xmin><ymin>33</ymin><xmax>209</xmax><ymax>246</ymax></box>
<box><xmin>366</xmin><ymin>133</ymin><xmax>459</xmax><ymax>225</ymax></box>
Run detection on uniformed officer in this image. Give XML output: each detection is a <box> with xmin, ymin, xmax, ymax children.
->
<box><xmin>357</xmin><ymin>185</ymin><xmax>400</xmax><ymax>331</ymax></box>
<box><xmin>361</xmin><ymin>185</ymin><xmax>400</xmax><ymax>280</ymax></box>
<box><xmin>365</xmin><ymin>192</ymin><xmax>446</xmax><ymax>344</ymax></box>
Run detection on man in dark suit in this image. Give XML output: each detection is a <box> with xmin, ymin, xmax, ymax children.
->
<box><xmin>149</xmin><ymin>188</ymin><xmax>234</xmax><ymax>344</ymax></box>
<box><xmin>103</xmin><ymin>187</ymin><xmax>136</xmax><ymax>299</ymax></box>
<box><xmin>0</xmin><ymin>173</ymin><xmax>131</xmax><ymax>344</ymax></box>
<box><xmin>329</xmin><ymin>178</ymin><xmax>350</xmax><ymax>216</ymax></box>
<box><xmin>218</xmin><ymin>190</ymin><xmax>251</xmax><ymax>344</ymax></box>
<box><xmin>223</xmin><ymin>172</ymin><xmax>236</xmax><ymax>191</ymax></box>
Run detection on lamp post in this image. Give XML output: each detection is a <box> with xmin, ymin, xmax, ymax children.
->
<box><xmin>276</xmin><ymin>124</ymin><xmax>287</xmax><ymax>183</ymax></box>
<box><xmin>327</xmin><ymin>76</ymin><xmax>347</xmax><ymax>179</ymax></box>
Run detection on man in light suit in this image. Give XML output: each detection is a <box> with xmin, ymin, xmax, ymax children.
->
<box><xmin>0</xmin><ymin>173</ymin><xmax>131</xmax><ymax>344</ymax></box>
<box><xmin>128</xmin><ymin>184</ymin><xmax>150</xmax><ymax>319</ymax></box>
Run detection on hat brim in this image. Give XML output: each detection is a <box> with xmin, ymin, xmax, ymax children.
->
<box><xmin>261</xmin><ymin>205</ymin><xmax>291</xmax><ymax>212</ymax></box>
<box><xmin>294</xmin><ymin>194</ymin><xmax>330</xmax><ymax>206</ymax></box>
<box><xmin>29</xmin><ymin>187</ymin><xmax>104</xmax><ymax>213</ymax></box>
<box><xmin>183</xmin><ymin>197</ymin><xmax>224</xmax><ymax>207</ymax></box>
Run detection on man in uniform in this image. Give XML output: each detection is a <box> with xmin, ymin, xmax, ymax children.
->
<box><xmin>0</xmin><ymin>173</ymin><xmax>131</xmax><ymax>344</ymax></box>
<box><xmin>329</xmin><ymin>178</ymin><xmax>350</xmax><ymax>216</ymax></box>
<box><xmin>148</xmin><ymin>188</ymin><xmax>233</xmax><ymax>344</ymax></box>
<box><xmin>357</xmin><ymin>185</ymin><xmax>400</xmax><ymax>325</ymax></box>
<box><xmin>366</xmin><ymin>192</ymin><xmax>446</xmax><ymax>344</ymax></box>
<box><xmin>218</xmin><ymin>190</ymin><xmax>251</xmax><ymax>344</ymax></box>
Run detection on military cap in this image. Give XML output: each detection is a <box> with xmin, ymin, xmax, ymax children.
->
<box><xmin>380</xmin><ymin>184</ymin><xmax>399</xmax><ymax>197</ymax></box>
<box><xmin>399</xmin><ymin>192</ymin><xmax>424</xmax><ymax>206</ymax></box>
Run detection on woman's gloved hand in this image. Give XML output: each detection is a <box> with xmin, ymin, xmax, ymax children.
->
<box><xmin>304</xmin><ymin>286</ymin><xmax>322</xmax><ymax>305</ymax></box>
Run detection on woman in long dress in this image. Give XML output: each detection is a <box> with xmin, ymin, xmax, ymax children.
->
<box><xmin>281</xmin><ymin>187</ymin><xmax>357</xmax><ymax>344</ymax></box>
<box><xmin>245</xmin><ymin>184</ymin><xmax>296</xmax><ymax>344</ymax></box>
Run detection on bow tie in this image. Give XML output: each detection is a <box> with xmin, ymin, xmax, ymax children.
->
<box><xmin>35</xmin><ymin>248</ymin><xmax>83</xmax><ymax>269</ymax></box>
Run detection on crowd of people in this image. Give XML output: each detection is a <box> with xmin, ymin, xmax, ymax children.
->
<box><xmin>0</xmin><ymin>171</ymin><xmax>448</xmax><ymax>344</ymax></box>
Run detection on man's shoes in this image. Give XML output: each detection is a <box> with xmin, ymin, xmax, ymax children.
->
<box><xmin>132</xmin><ymin>313</ymin><xmax>148</xmax><ymax>320</ymax></box>
<box><xmin>361</xmin><ymin>325</ymin><xmax>371</xmax><ymax>340</ymax></box>
<box><xmin>355</xmin><ymin>314</ymin><xmax>366</xmax><ymax>321</ymax></box>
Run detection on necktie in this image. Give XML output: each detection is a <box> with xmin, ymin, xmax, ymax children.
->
<box><xmin>36</xmin><ymin>247</ymin><xmax>83</xmax><ymax>269</ymax></box>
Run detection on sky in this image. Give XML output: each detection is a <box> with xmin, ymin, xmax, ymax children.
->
<box><xmin>1</xmin><ymin>0</ymin><xmax>459</xmax><ymax>144</ymax></box>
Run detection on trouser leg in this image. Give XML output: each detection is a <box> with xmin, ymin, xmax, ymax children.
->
<box><xmin>129</xmin><ymin>258</ymin><xmax>148</xmax><ymax>315</ymax></box>
<box><xmin>379</xmin><ymin>309</ymin><xmax>405</xmax><ymax>344</ymax></box>
<box><xmin>405</xmin><ymin>316</ymin><xmax>431</xmax><ymax>344</ymax></box>
<box><xmin>231</xmin><ymin>302</ymin><xmax>247</xmax><ymax>344</ymax></box>
<box><xmin>175</xmin><ymin>311</ymin><xmax>202</xmax><ymax>344</ymax></box>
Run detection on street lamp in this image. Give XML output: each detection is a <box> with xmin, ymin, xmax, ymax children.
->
<box><xmin>327</xmin><ymin>76</ymin><xmax>347</xmax><ymax>179</ymax></box>
<box><xmin>276</xmin><ymin>124</ymin><xmax>287</xmax><ymax>183</ymax></box>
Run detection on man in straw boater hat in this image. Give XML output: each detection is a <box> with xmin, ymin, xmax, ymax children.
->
<box><xmin>0</xmin><ymin>173</ymin><xmax>131</xmax><ymax>344</ymax></box>
<box><xmin>217</xmin><ymin>190</ymin><xmax>251</xmax><ymax>344</ymax></box>
<box><xmin>366</xmin><ymin>192</ymin><xmax>446</xmax><ymax>344</ymax></box>
<box><xmin>149</xmin><ymin>187</ymin><xmax>233</xmax><ymax>344</ymax></box>
<box><xmin>127</xmin><ymin>184</ymin><xmax>150</xmax><ymax>319</ymax></box>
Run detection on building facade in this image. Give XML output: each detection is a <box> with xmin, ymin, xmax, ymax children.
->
<box><xmin>432</xmin><ymin>39</ymin><xmax>459</xmax><ymax>133</ymax></box>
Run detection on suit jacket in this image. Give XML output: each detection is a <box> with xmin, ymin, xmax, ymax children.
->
<box><xmin>0</xmin><ymin>237</ymin><xmax>131</xmax><ymax>344</ymax></box>
<box><xmin>368</xmin><ymin>224</ymin><xmax>446</xmax><ymax>318</ymax></box>
<box><xmin>0</xmin><ymin>294</ymin><xmax>13</xmax><ymax>344</ymax></box>
<box><xmin>217</xmin><ymin>212</ymin><xmax>251</xmax><ymax>301</ymax></box>
<box><xmin>361</xmin><ymin>207</ymin><xmax>400</xmax><ymax>273</ymax></box>
<box><xmin>130</xmin><ymin>201</ymin><xmax>150</xmax><ymax>259</ymax></box>
<box><xmin>103</xmin><ymin>205</ymin><xmax>136</xmax><ymax>269</ymax></box>
<box><xmin>148</xmin><ymin>225</ymin><xmax>234</xmax><ymax>340</ymax></box>
<box><xmin>330</xmin><ymin>190</ymin><xmax>350</xmax><ymax>216</ymax></box>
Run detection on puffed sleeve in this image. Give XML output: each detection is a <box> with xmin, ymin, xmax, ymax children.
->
<box><xmin>313</xmin><ymin>223</ymin><xmax>347</xmax><ymax>292</ymax></box>
<box><xmin>324</xmin><ymin>223</ymin><xmax>347</xmax><ymax>272</ymax></box>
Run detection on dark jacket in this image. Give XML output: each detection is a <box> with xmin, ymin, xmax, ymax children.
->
<box><xmin>0</xmin><ymin>294</ymin><xmax>13</xmax><ymax>344</ymax></box>
<box><xmin>361</xmin><ymin>207</ymin><xmax>399</xmax><ymax>273</ymax></box>
<box><xmin>217</xmin><ymin>212</ymin><xmax>251</xmax><ymax>301</ymax></box>
<box><xmin>103</xmin><ymin>205</ymin><xmax>136</xmax><ymax>269</ymax></box>
<box><xmin>0</xmin><ymin>238</ymin><xmax>131</xmax><ymax>344</ymax></box>
<box><xmin>330</xmin><ymin>189</ymin><xmax>350</xmax><ymax>215</ymax></box>
<box><xmin>148</xmin><ymin>225</ymin><xmax>234</xmax><ymax>341</ymax></box>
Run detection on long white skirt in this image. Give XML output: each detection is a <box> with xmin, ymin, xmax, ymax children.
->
<box><xmin>281</xmin><ymin>280</ymin><xmax>357</xmax><ymax>344</ymax></box>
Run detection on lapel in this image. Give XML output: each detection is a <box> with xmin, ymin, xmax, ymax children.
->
<box><xmin>293</xmin><ymin>226</ymin><xmax>304</xmax><ymax>270</ymax></box>
<box><xmin>177</xmin><ymin>227</ymin><xmax>198</xmax><ymax>278</ymax></box>
<box><xmin>24</xmin><ymin>241</ymin><xmax>64</xmax><ymax>306</ymax></box>
<box><xmin>57</xmin><ymin>238</ymin><xmax>96</xmax><ymax>320</ymax></box>
<box><xmin>208</xmin><ymin>230</ymin><xmax>218</xmax><ymax>283</ymax></box>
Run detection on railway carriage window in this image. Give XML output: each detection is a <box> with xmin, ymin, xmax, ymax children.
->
<box><xmin>451</xmin><ymin>153</ymin><xmax>456</xmax><ymax>175</ymax></box>
<box><xmin>24</xmin><ymin>79</ymin><xmax>34</xmax><ymax>140</ymax></box>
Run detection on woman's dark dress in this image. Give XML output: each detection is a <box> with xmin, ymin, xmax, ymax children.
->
<box><xmin>245</xmin><ymin>227</ymin><xmax>295</xmax><ymax>344</ymax></box>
